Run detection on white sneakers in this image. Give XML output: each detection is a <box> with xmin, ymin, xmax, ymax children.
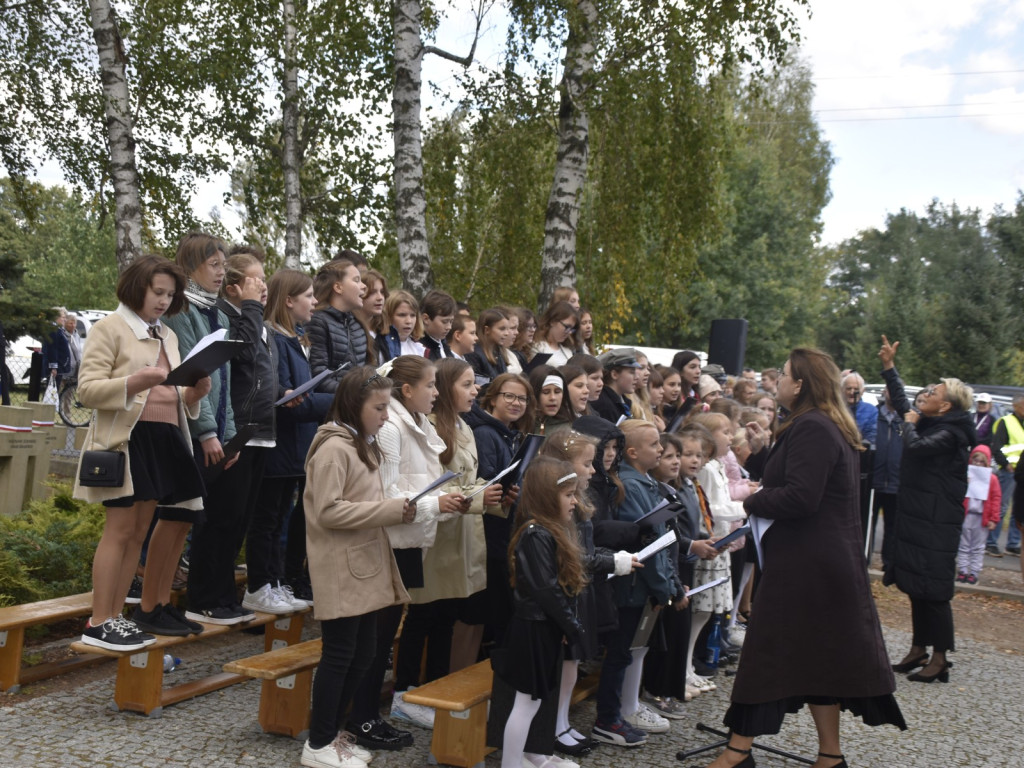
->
<box><xmin>623</xmin><ymin>703</ymin><xmax>671</xmax><ymax>733</ymax></box>
<box><xmin>390</xmin><ymin>689</ymin><xmax>436</xmax><ymax>729</ymax></box>
<box><xmin>242</xmin><ymin>582</ymin><xmax>302</xmax><ymax>614</ymax></box>
<box><xmin>301</xmin><ymin>732</ymin><xmax>373</xmax><ymax>768</ymax></box>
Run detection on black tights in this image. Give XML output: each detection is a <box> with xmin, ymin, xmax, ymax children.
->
<box><xmin>910</xmin><ymin>597</ymin><xmax>954</xmax><ymax>653</ymax></box>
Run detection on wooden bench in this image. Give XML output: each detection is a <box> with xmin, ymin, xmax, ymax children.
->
<box><xmin>402</xmin><ymin>660</ymin><xmax>494</xmax><ymax>768</ymax></box>
<box><xmin>223</xmin><ymin>637</ymin><xmax>322</xmax><ymax>738</ymax></box>
<box><xmin>0</xmin><ymin>570</ymin><xmax>250</xmax><ymax>693</ymax></box>
<box><xmin>69</xmin><ymin>608</ymin><xmax>308</xmax><ymax>716</ymax></box>
<box><xmin>0</xmin><ymin>592</ymin><xmax>104</xmax><ymax>692</ymax></box>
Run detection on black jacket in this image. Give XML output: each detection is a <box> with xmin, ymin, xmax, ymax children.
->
<box><xmin>513</xmin><ymin>524</ymin><xmax>582</xmax><ymax>644</ymax></box>
<box><xmin>307</xmin><ymin>306</ymin><xmax>368</xmax><ymax>393</ymax></box>
<box><xmin>218</xmin><ymin>298</ymin><xmax>276</xmax><ymax>441</ymax></box>
<box><xmin>882</xmin><ymin>367</ymin><xmax>976</xmax><ymax>601</ymax></box>
<box><xmin>591</xmin><ymin>385</ymin><xmax>631</xmax><ymax>424</ymax></box>
<box><xmin>465</xmin><ymin>345</ymin><xmax>506</xmax><ymax>383</ymax></box>
<box><xmin>465</xmin><ymin>402</ymin><xmax>521</xmax><ymax>560</ymax></box>
<box><xmin>421</xmin><ymin>334</ymin><xmax>453</xmax><ymax>361</ymax></box>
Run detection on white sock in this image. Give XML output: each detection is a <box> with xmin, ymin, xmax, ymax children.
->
<box><xmin>620</xmin><ymin>647</ymin><xmax>647</xmax><ymax>717</ymax></box>
<box><xmin>555</xmin><ymin>660</ymin><xmax>579</xmax><ymax>740</ymax></box>
<box><xmin>501</xmin><ymin>691</ymin><xmax>542</xmax><ymax>768</ymax></box>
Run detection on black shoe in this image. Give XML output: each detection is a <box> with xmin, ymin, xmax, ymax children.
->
<box><xmin>907</xmin><ymin>661</ymin><xmax>951</xmax><ymax>683</ymax></box>
<box><xmin>720</xmin><ymin>744</ymin><xmax>755</xmax><ymax>768</ymax></box>
<box><xmin>125</xmin><ymin>576</ymin><xmax>143</xmax><ymax>605</ymax></box>
<box><xmin>1006</xmin><ymin>545</ymin><xmax>1021</xmax><ymax>555</ymax></box>
<box><xmin>985</xmin><ymin>545</ymin><xmax>1003</xmax><ymax>557</ymax></box>
<box><xmin>289</xmin><ymin>576</ymin><xmax>314</xmax><ymax>605</ymax></box>
<box><xmin>184</xmin><ymin>604</ymin><xmax>254</xmax><ymax>626</ymax></box>
<box><xmin>133</xmin><ymin>604</ymin><xmax>192</xmax><ymax>637</ymax></box>
<box><xmin>353</xmin><ymin>718</ymin><xmax>413</xmax><ymax>750</ymax></box>
<box><xmin>81</xmin><ymin>617</ymin><xmax>152</xmax><ymax>652</ymax></box>
<box><xmin>891</xmin><ymin>652</ymin><xmax>929</xmax><ymax>673</ymax></box>
<box><xmin>554</xmin><ymin>729</ymin><xmax>595</xmax><ymax>756</ymax></box>
<box><xmin>819</xmin><ymin>752</ymin><xmax>848</xmax><ymax>768</ymax></box>
<box><xmin>162</xmin><ymin>602</ymin><xmax>204</xmax><ymax>634</ymax></box>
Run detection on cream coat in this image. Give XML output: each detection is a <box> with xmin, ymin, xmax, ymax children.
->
<box><xmin>72</xmin><ymin>305</ymin><xmax>201</xmax><ymax>507</ymax></box>
<box><xmin>303</xmin><ymin>421</ymin><xmax>410</xmax><ymax>620</ymax></box>
<box><xmin>379</xmin><ymin>397</ymin><xmax>451</xmax><ymax>550</ymax></box>
<box><xmin>408</xmin><ymin>416</ymin><xmax>501</xmax><ymax>604</ymax></box>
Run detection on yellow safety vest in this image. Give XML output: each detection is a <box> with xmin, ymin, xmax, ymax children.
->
<box><xmin>997</xmin><ymin>414</ymin><xmax>1024</xmax><ymax>465</ymax></box>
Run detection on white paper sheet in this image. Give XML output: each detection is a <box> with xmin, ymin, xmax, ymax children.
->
<box><xmin>607</xmin><ymin>529</ymin><xmax>677</xmax><ymax>579</ymax></box>
<box><xmin>182</xmin><ymin>328</ymin><xmax>227</xmax><ymax>362</ymax></box>
<box><xmin>749</xmin><ymin>514</ymin><xmax>774</xmax><ymax>568</ymax></box>
<box><xmin>967</xmin><ymin>464</ymin><xmax>992</xmax><ymax>501</ymax></box>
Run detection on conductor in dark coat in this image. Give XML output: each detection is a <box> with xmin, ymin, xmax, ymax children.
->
<box><xmin>706</xmin><ymin>348</ymin><xmax>905</xmax><ymax>768</ymax></box>
<box><xmin>879</xmin><ymin>335</ymin><xmax>976</xmax><ymax>685</ymax></box>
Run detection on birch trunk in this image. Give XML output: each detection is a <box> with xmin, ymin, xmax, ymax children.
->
<box><xmin>538</xmin><ymin>0</ymin><xmax>597</xmax><ymax>309</ymax></box>
<box><xmin>88</xmin><ymin>0</ymin><xmax>142</xmax><ymax>272</ymax></box>
<box><xmin>281</xmin><ymin>0</ymin><xmax>303</xmax><ymax>269</ymax></box>
<box><xmin>392</xmin><ymin>0</ymin><xmax>434</xmax><ymax>297</ymax></box>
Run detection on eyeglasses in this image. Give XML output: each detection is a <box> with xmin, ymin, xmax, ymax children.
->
<box><xmin>498</xmin><ymin>392</ymin><xmax>529</xmax><ymax>405</ymax></box>
<box><xmin>559</xmin><ymin>321</ymin><xmax>577</xmax><ymax>332</ymax></box>
<box><xmin>922</xmin><ymin>385</ymin><xmax>939</xmax><ymax>397</ymax></box>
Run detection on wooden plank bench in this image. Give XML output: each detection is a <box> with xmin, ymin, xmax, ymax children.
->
<box><xmin>0</xmin><ymin>592</ymin><xmax>104</xmax><ymax>693</ymax></box>
<box><xmin>402</xmin><ymin>660</ymin><xmax>494</xmax><ymax>768</ymax></box>
<box><xmin>69</xmin><ymin>607</ymin><xmax>309</xmax><ymax>717</ymax></box>
<box><xmin>223</xmin><ymin>637</ymin><xmax>322</xmax><ymax>738</ymax></box>
<box><xmin>0</xmin><ymin>570</ymin><xmax>250</xmax><ymax>693</ymax></box>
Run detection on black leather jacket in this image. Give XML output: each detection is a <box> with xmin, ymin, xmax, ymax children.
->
<box><xmin>512</xmin><ymin>524</ymin><xmax>583</xmax><ymax>644</ymax></box>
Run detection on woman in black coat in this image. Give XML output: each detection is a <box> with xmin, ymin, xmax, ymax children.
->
<box><xmin>879</xmin><ymin>335</ymin><xmax>976</xmax><ymax>684</ymax></box>
<box><xmin>707</xmin><ymin>348</ymin><xmax>904</xmax><ymax>768</ymax></box>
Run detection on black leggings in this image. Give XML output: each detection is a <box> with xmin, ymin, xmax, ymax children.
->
<box><xmin>910</xmin><ymin>597</ymin><xmax>954</xmax><ymax>653</ymax></box>
<box><xmin>309</xmin><ymin>613</ymin><xmax>377</xmax><ymax>749</ymax></box>
<box><xmin>347</xmin><ymin>604</ymin><xmax>404</xmax><ymax>726</ymax></box>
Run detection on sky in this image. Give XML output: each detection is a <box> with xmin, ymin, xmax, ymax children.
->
<box><xmin>24</xmin><ymin>1</ymin><xmax>1024</xmax><ymax>250</ymax></box>
<box><xmin>798</xmin><ymin>0</ymin><xmax>1024</xmax><ymax>244</ymax></box>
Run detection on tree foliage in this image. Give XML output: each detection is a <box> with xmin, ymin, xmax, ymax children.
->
<box><xmin>818</xmin><ymin>199</ymin><xmax>1023</xmax><ymax>385</ymax></box>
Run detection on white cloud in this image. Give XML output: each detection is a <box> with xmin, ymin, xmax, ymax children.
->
<box><xmin>962</xmin><ymin>87</ymin><xmax>1024</xmax><ymax>134</ymax></box>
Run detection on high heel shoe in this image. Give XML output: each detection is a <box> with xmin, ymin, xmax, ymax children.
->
<box><xmin>907</xmin><ymin>661</ymin><xmax>952</xmax><ymax>683</ymax></box>
<box><xmin>708</xmin><ymin>744</ymin><xmax>755</xmax><ymax>768</ymax></box>
<box><xmin>818</xmin><ymin>752</ymin><xmax>848</xmax><ymax>767</ymax></box>
<box><xmin>891</xmin><ymin>652</ymin><xmax>929</xmax><ymax>673</ymax></box>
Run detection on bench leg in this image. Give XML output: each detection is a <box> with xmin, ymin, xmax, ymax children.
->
<box><xmin>264</xmin><ymin>614</ymin><xmax>305</xmax><ymax>651</ymax></box>
<box><xmin>430</xmin><ymin>702</ymin><xmax>489</xmax><ymax>768</ymax></box>
<box><xmin>257</xmin><ymin>670</ymin><xmax>313</xmax><ymax>738</ymax></box>
<box><xmin>0</xmin><ymin>627</ymin><xmax>26</xmax><ymax>692</ymax></box>
<box><xmin>114</xmin><ymin>648</ymin><xmax>164</xmax><ymax>715</ymax></box>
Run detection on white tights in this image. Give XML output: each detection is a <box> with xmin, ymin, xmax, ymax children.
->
<box><xmin>621</xmin><ymin>647</ymin><xmax>648</xmax><ymax>717</ymax></box>
<box><xmin>687</xmin><ymin>610</ymin><xmax>711</xmax><ymax>677</ymax></box>
<box><xmin>502</xmin><ymin>690</ymin><xmax>542</xmax><ymax>768</ymax></box>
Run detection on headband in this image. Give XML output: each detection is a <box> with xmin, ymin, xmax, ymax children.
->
<box><xmin>543</xmin><ymin>375</ymin><xmax>563</xmax><ymax>391</ymax></box>
<box><xmin>557</xmin><ymin>472</ymin><xmax>578</xmax><ymax>485</ymax></box>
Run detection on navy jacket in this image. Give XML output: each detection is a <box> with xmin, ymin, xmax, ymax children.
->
<box><xmin>872</xmin><ymin>405</ymin><xmax>903</xmax><ymax>494</ymax></box>
<box><xmin>464</xmin><ymin>402</ymin><xmax>520</xmax><ymax>561</ymax></box>
<box><xmin>264</xmin><ymin>328</ymin><xmax>332</xmax><ymax>478</ymax></box>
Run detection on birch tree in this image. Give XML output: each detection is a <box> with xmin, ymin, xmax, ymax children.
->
<box><xmin>88</xmin><ymin>0</ymin><xmax>142</xmax><ymax>270</ymax></box>
<box><xmin>392</xmin><ymin>0</ymin><xmax>487</xmax><ymax>297</ymax></box>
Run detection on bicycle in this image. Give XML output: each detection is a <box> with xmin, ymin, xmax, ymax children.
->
<box><xmin>57</xmin><ymin>377</ymin><xmax>91</xmax><ymax>428</ymax></box>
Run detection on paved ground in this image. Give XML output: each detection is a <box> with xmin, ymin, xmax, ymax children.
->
<box><xmin>2</xmin><ymin>611</ymin><xmax>1022</xmax><ymax>768</ymax></box>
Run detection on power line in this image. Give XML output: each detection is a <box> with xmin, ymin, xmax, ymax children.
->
<box><xmin>815</xmin><ymin>99</ymin><xmax>1024</xmax><ymax>113</ymax></box>
<box><xmin>816</xmin><ymin>68</ymin><xmax>1024</xmax><ymax>80</ymax></box>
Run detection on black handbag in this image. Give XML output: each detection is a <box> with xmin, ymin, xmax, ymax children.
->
<box><xmin>79</xmin><ymin>450</ymin><xmax>126</xmax><ymax>487</ymax></box>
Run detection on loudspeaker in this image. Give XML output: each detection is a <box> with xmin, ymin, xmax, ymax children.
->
<box><xmin>708</xmin><ymin>319</ymin><xmax>747</xmax><ymax>376</ymax></box>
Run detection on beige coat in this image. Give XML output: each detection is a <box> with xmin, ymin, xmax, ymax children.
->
<box><xmin>408</xmin><ymin>416</ymin><xmax>500</xmax><ymax>603</ymax></box>
<box><xmin>303</xmin><ymin>421</ymin><xmax>410</xmax><ymax>620</ymax></box>
<box><xmin>72</xmin><ymin>305</ymin><xmax>201</xmax><ymax>507</ymax></box>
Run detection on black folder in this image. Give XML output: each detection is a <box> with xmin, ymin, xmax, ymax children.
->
<box><xmin>163</xmin><ymin>339</ymin><xmax>250</xmax><ymax>387</ymax></box>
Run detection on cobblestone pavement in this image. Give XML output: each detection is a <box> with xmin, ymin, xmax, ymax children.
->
<box><xmin>2</xmin><ymin>621</ymin><xmax>1021</xmax><ymax>768</ymax></box>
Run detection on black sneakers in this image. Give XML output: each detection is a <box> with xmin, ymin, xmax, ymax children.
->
<box><xmin>353</xmin><ymin>718</ymin><xmax>414</xmax><ymax>750</ymax></box>
<box><xmin>81</xmin><ymin>617</ymin><xmax>155</xmax><ymax>652</ymax></box>
<box><xmin>133</xmin><ymin>604</ymin><xmax>198</xmax><ymax>637</ymax></box>
<box><xmin>162</xmin><ymin>603</ymin><xmax>204</xmax><ymax>634</ymax></box>
<box><xmin>125</xmin><ymin>576</ymin><xmax>143</xmax><ymax>605</ymax></box>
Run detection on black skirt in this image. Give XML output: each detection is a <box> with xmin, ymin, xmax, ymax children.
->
<box><xmin>103</xmin><ymin>421</ymin><xmax>205</xmax><ymax>507</ymax></box>
<box><xmin>491</xmin><ymin>616</ymin><xmax>564</xmax><ymax>699</ymax></box>
<box><xmin>724</xmin><ymin>693</ymin><xmax>908</xmax><ymax>737</ymax></box>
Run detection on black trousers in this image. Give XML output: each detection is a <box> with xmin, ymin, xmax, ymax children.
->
<box><xmin>873</xmin><ymin>492</ymin><xmax>899</xmax><ymax>570</ymax></box>
<box><xmin>187</xmin><ymin>447</ymin><xmax>266</xmax><ymax>610</ymax></box>
<box><xmin>910</xmin><ymin>596</ymin><xmax>955</xmax><ymax>653</ymax></box>
<box><xmin>309</xmin><ymin>612</ymin><xmax>377</xmax><ymax>748</ymax></box>
<box><xmin>247</xmin><ymin>475</ymin><xmax>302</xmax><ymax>590</ymax></box>
<box><xmin>394</xmin><ymin>598</ymin><xmax>460</xmax><ymax>691</ymax></box>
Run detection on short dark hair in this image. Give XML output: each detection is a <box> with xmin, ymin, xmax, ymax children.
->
<box><xmin>336</xmin><ymin>248</ymin><xmax>368</xmax><ymax>268</ymax></box>
<box><xmin>175</xmin><ymin>232</ymin><xmax>226</xmax><ymax>275</ymax></box>
<box><xmin>116</xmin><ymin>255</ymin><xmax>187</xmax><ymax>316</ymax></box>
<box><xmin>420</xmin><ymin>289</ymin><xmax>456</xmax><ymax>320</ymax></box>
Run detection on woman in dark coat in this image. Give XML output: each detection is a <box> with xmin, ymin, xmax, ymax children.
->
<box><xmin>707</xmin><ymin>348</ymin><xmax>905</xmax><ymax>768</ymax></box>
<box><xmin>879</xmin><ymin>335</ymin><xmax>976</xmax><ymax>684</ymax></box>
